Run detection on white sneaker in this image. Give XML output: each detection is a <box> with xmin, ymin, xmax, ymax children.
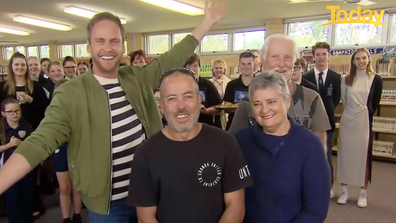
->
<box><xmin>330</xmin><ymin>190</ymin><xmax>335</xmax><ymax>199</ymax></box>
<box><xmin>357</xmin><ymin>190</ymin><xmax>368</xmax><ymax>208</ymax></box>
<box><xmin>336</xmin><ymin>190</ymin><xmax>348</xmax><ymax>204</ymax></box>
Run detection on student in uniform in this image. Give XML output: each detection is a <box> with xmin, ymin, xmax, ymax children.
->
<box><xmin>49</xmin><ymin>66</ymin><xmax>83</xmax><ymax>223</ymax></box>
<box><xmin>184</xmin><ymin>54</ymin><xmax>222</xmax><ymax>127</ymax></box>
<box><xmin>0</xmin><ymin>98</ymin><xmax>34</xmax><ymax>223</ymax></box>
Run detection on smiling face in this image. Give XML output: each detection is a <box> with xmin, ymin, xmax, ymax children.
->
<box><xmin>212</xmin><ymin>62</ymin><xmax>225</xmax><ymax>79</ymax></box>
<box><xmin>239</xmin><ymin>57</ymin><xmax>254</xmax><ymax>76</ymax></box>
<box><xmin>87</xmin><ymin>19</ymin><xmax>125</xmax><ymax>77</ymax></box>
<box><xmin>78</xmin><ymin>64</ymin><xmax>88</xmax><ymax>74</ymax></box>
<box><xmin>160</xmin><ymin>72</ymin><xmax>201</xmax><ymax>133</ymax></box>
<box><xmin>64</xmin><ymin>61</ymin><xmax>77</xmax><ymax>78</ymax></box>
<box><xmin>27</xmin><ymin>57</ymin><xmax>41</xmax><ymax>77</ymax></box>
<box><xmin>48</xmin><ymin>64</ymin><xmax>65</xmax><ymax>83</ymax></box>
<box><xmin>262</xmin><ymin>38</ymin><xmax>295</xmax><ymax>81</ymax></box>
<box><xmin>251</xmin><ymin>86</ymin><xmax>290</xmax><ymax>132</ymax></box>
<box><xmin>12</xmin><ymin>57</ymin><xmax>27</xmax><ymax>77</ymax></box>
<box><xmin>353</xmin><ymin>50</ymin><xmax>370</xmax><ymax>71</ymax></box>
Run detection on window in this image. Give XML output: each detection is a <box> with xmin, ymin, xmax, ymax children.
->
<box><xmin>75</xmin><ymin>43</ymin><xmax>90</xmax><ymax>58</ymax></box>
<box><xmin>389</xmin><ymin>14</ymin><xmax>396</xmax><ymax>43</ymax></box>
<box><xmin>147</xmin><ymin>34</ymin><xmax>169</xmax><ymax>54</ymax></box>
<box><xmin>287</xmin><ymin>20</ymin><xmax>330</xmax><ymax>48</ymax></box>
<box><xmin>40</xmin><ymin>45</ymin><xmax>50</xmax><ymax>58</ymax></box>
<box><xmin>200</xmin><ymin>33</ymin><xmax>229</xmax><ymax>52</ymax></box>
<box><xmin>15</xmin><ymin>46</ymin><xmax>26</xmax><ymax>56</ymax></box>
<box><xmin>4</xmin><ymin>46</ymin><xmax>14</xmax><ymax>60</ymax></box>
<box><xmin>233</xmin><ymin>29</ymin><xmax>265</xmax><ymax>51</ymax></box>
<box><xmin>334</xmin><ymin>15</ymin><xmax>383</xmax><ymax>45</ymax></box>
<box><xmin>59</xmin><ymin>44</ymin><xmax>74</xmax><ymax>58</ymax></box>
<box><xmin>27</xmin><ymin>46</ymin><xmax>39</xmax><ymax>57</ymax></box>
<box><xmin>172</xmin><ymin>33</ymin><xmax>189</xmax><ymax>46</ymax></box>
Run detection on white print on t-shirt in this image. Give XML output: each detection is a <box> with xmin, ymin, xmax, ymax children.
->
<box><xmin>197</xmin><ymin>162</ymin><xmax>222</xmax><ymax>187</ymax></box>
<box><xmin>238</xmin><ymin>165</ymin><xmax>251</xmax><ymax>180</ymax></box>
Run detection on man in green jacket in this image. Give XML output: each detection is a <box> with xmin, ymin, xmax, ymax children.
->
<box><xmin>0</xmin><ymin>2</ymin><xmax>228</xmax><ymax>223</ymax></box>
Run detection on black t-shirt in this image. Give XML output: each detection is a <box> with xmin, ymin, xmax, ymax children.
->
<box><xmin>223</xmin><ymin>75</ymin><xmax>249</xmax><ymax>129</ymax></box>
<box><xmin>127</xmin><ymin>124</ymin><xmax>253</xmax><ymax>223</ymax></box>
<box><xmin>223</xmin><ymin>75</ymin><xmax>249</xmax><ymax>103</ymax></box>
<box><xmin>198</xmin><ymin>77</ymin><xmax>222</xmax><ymax>126</ymax></box>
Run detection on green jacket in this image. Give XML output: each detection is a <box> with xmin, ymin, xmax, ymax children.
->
<box><xmin>15</xmin><ymin>35</ymin><xmax>199</xmax><ymax>214</ymax></box>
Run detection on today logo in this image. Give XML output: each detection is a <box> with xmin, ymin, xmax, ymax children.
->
<box><xmin>320</xmin><ymin>6</ymin><xmax>390</xmax><ymax>27</ymax></box>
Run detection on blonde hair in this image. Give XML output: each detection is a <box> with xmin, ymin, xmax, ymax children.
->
<box><xmin>211</xmin><ymin>58</ymin><xmax>227</xmax><ymax>75</ymax></box>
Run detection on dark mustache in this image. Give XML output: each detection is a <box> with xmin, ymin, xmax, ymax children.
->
<box><xmin>175</xmin><ymin>109</ymin><xmax>189</xmax><ymax>115</ymax></box>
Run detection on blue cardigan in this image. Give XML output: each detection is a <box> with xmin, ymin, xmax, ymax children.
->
<box><xmin>235</xmin><ymin>120</ymin><xmax>330</xmax><ymax>223</ymax></box>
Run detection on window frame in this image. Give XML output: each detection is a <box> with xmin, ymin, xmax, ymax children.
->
<box><xmin>231</xmin><ymin>28</ymin><xmax>266</xmax><ymax>53</ymax></box>
<box><xmin>74</xmin><ymin>42</ymin><xmax>90</xmax><ymax>58</ymax></box>
<box><xmin>57</xmin><ymin>44</ymin><xmax>75</xmax><ymax>58</ymax></box>
<box><xmin>331</xmin><ymin>14</ymin><xmax>390</xmax><ymax>48</ymax></box>
<box><xmin>285</xmin><ymin>18</ymin><xmax>333</xmax><ymax>49</ymax></box>
<box><xmin>387</xmin><ymin>13</ymin><xmax>396</xmax><ymax>44</ymax></box>
<box><xmin>144</xmin><ymin>34</ymin><xmax>171</xmax><ymax>55</ymax></box>
<box><xmin>26</xmin><ymin>46</ymin><xmax>39</xmax><ymax>57</ymax></box>
<box><xmin>199</xmin><ymin>32</ymin><xmax>230</xmax><ymax>54</ymax></box>
<box><xmin>143</xmin><ymin>26</ymin><xmax>266</xmax><ymax>57</ymax></box>
<box><xmin>39</xmin><ymin>45</ymin><xmax>50</xmax><ymax>58</ymax></box>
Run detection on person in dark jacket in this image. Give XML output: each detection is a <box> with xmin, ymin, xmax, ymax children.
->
<box><xmin>292</xmin><ymin>57</ymin><xmax>318</xmax><ymax>92</ymax></box>
<box><xmin>0</xmin><ymin>98</ymin><xmax>35</xmax><ymax>223</ymax></box>
<box><xmin>234</xmin><ymin>71</ymin><xmax>330</xmax><ymax>223</ymax></box>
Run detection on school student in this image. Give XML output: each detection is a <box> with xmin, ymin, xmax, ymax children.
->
<box><xmin>49</xmin><ymin>65</ymin><xmax>83</xmax><ymax>223</ymax></box>
<box><xmin>0</xmin><ymin>98</ymin><xmax>34</xmax><ymax>223</ymax></box>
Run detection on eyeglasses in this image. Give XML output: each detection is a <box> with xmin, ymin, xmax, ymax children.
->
<box><xmin>293</xmin><ymin>66</ymin><xmax>303</xmax><ymax>71</ymax></box>
<box><xmin>3</xmin><ymin>109</ymin><xmax>20</xmax><ymax>115</ymax></box>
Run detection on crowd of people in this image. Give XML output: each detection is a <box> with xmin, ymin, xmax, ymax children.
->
<box><xmin>0</xmin><ymin>1</ymin><xmax>383</xmax><ymax>223</ymax></box>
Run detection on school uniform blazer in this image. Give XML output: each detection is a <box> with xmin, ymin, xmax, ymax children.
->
<box><xmin>304</xmin><ymin>69</ymin><xmax>341</xmax><ymax>131</ymax></box>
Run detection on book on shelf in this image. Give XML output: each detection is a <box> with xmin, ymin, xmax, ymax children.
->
<box><xmin>381</xmin><ymin>90</ymin><xmax>396</xmax><ymax>102</ymax></box>
<box><xmin>373</xmin><ymin>141</ymin><xmax>394</xmax><ymax>157</ymax></box>
<box><xmin>372</xmin><ymin>117</ymin><xmax>396</xmax><ymax>132</ymax></box>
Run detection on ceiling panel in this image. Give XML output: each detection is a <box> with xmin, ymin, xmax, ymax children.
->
<box><xmin>0</xmin><ymin>0</ymin><xmax>394</xmax><ymax>44</ymax></box>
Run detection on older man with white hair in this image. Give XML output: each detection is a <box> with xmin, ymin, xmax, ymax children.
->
<box><xmin>229</xmin><ymin>33</ymin><xmax>330</xmax><ymax>152</ymax></box>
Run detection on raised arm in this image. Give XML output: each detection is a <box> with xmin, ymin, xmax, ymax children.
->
<box><xmin>0</xmin><ymin>88</ymin><xmax>72</xmax><ymax>194</ymax></box>
<box><xmin>133</xmin><ymin>2</ymin><xmax>228</xmax><ymax>89</ymax></box>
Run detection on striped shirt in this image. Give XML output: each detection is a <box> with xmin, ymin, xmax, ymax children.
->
<box><xmin>95</xmin><ymin>75</ymin><xmax>145</xmax><ymax>201</ymax></box>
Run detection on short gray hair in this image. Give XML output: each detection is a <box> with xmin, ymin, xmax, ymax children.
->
<box><xmin>248</xmin><ymin>70</ymin><xmax>290</xmax><ymax>101</ymax></box>
<box><xmin>260</xmin><ymin>34</ymin><xmax>299</xmax><ymax>63</ymax></box>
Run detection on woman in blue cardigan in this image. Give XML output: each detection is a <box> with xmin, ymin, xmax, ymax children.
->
<box><xmin>234</xmin><ymin>71</ymin><xmax>331</xmax><ymax>223</ymax></box>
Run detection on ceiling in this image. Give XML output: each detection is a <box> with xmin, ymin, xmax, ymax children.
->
<box><xmin>0</xmin><ymin>0</ymin><xmax>395</xmax><ymax>45</ymax></box>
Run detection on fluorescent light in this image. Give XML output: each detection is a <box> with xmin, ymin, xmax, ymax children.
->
<box><xmin>0</xmin><ymin>26</ymin><xmax>30</xmax><ymax>36</ymax></box>
<box><xmin>139</xmin><ymin>0</ymin><xmax>204</xmax><ymax>16</ymax></box>
<box><xmin>64</xmin><ymin>6</ymin><xmax>127</xmax><ymax>24</ymax></box>
<box><xmin>13</xmin><ymin>15</ymin><xmax>72</xmax><ymax>31</ymax></box>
